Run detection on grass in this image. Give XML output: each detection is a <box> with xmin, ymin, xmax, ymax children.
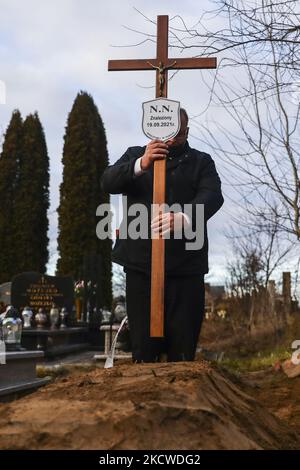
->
<box><xmin>36</xmin><ymin>362</ymin><xmax>98</xmax><ymax>378</ymax></box>
<box><xmin>219</xmin><ymin>346</ymin><xmax>292</xmax><ymax>373</ymax></box>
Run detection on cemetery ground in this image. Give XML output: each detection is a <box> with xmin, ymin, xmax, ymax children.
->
<box><xmin>0</xmin><ymin>316</ymin><xmax>299</xmax><ymax>450</ymax></box>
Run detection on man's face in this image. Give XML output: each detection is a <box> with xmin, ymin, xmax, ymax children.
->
<box><xmin>166</xmin><ymin>113</ymin><xmax>189</xmax><ymax>148</ymax></box>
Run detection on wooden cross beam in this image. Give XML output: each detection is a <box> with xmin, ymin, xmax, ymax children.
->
<box><xmin>108</xmin><ymin>15</ymin><xmax>217</xmax><ymax>338</ymax></box>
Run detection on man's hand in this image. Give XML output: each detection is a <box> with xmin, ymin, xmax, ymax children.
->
<box><xmin>141</xmin><ymin>139</ymin><xmax>169</xmax><ymax>171</ymax></box>
<box><xmin>151</xmin><ymin>212</ymin><xmax>189</xmax><ymax>237</ymax></box>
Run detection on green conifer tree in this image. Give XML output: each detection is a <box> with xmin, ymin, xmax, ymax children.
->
<box><xmin>13</xmin><ymin>112</ymin><xmax>50</xmax><ymax>273</ymax></box>
<box><xmin>57</xmin><ymin>91</ymin><xmax>112</xmax><ymax>307</ymax></box>
<box><xmin>0</xmin><ymin>110</ymin><xmax>23</xmax><ymax>283</ymax></box>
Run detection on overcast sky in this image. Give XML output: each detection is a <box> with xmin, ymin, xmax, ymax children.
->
<box><xmin>0</xmin><ymin>0</ymin><xmax>231</xmax><ymax>284</ymax></box>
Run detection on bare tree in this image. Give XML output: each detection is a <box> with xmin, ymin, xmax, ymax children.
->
<box><xmin>169</xmin><ymin>0</ymin><xmax>300</xmax><ymax>240</ymax></box>
<box><xmin>227</xmin><ymin>212</ymin><xmax>294</xmax><ymax>290</ymax></box>
<box><xmin>226</xmin><ymin>211</ymin><xmax>295</xmax><ymax>331</ymax></box>
<box><xmin>128</xmin><ymin>2</ymin><xmax>300</xmax><ymax>240</ymax></box>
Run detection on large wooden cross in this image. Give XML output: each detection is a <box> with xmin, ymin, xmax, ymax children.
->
<box><xmin>108</xmin><ymin>15</ymin><xmax>217</xmax><ymax>337</ymax></box>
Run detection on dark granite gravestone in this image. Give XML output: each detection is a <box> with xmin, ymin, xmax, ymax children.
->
<box><xmin>9</xmin><ymin>272</ymin><xmax>89</xmax><ymax>357</ymax></box>
<box><xmin>11</xmin><ymin>272</ymin><xmax>74</xmax><ymax>314</ymax></box>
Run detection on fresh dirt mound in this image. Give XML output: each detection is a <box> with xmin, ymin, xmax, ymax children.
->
<box><xmin>0</xmin><ymin>360</ymin><xmax>298</xmax><ymax>450</ymax></box>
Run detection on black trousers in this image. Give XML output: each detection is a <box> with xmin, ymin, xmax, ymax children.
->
<box><xmin>125</xmin><ymin>269</ymin><xmax>205</xmax><ymax>363</ymax></box>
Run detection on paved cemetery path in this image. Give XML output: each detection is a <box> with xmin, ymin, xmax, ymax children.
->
<box><xmin>0</xmin><ymin>360</ymin><xmax>299</xmax><ymax>450</ymax></box>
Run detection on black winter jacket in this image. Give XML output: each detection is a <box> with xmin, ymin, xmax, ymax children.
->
<box><xmin>101</xmin><ymin>142</ymin><xmax>224</xmax><ymax>276</ymax></box>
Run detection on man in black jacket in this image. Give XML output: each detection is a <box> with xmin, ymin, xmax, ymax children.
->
<box><xmin>101</xmin><ymin>109</ymin><xmax>223</xmax><ymax>363</ymax></box>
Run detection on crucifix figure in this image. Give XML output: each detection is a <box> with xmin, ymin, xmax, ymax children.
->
<box><xmin>108</xmin><ymin>15</ymin><xmax>217</xmax><ymax>339</ymax></box>
<box><xmin>147</xmin><ymin>60</ymin><xmax>177</xmax><ymax>96</ymax></box>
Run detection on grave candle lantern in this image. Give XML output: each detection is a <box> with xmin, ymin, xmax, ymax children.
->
<box><xmin>60</xmin><ymin>307</ymin><xmax>68</xmax><ymax>329</ymax></box>
<box><xmin>50</xmin><ymin>303</ymin><xmax>59</xmax><ymax>329</ymax></box>
<box><xmin>22</xmin><ymin>306</ymin><xmax>33</xmax><ymax>328</ymax></box>
<box><xmin>2</xmin><ymin>306</ymin><xmax>23</xmax><ymax>351</ymax></box>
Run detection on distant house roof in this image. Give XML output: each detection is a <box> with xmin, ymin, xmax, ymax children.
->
<box><xmin>205</xmin><ymin>284</ymin><xmax>225</xmax><ymax>299</ymax></box>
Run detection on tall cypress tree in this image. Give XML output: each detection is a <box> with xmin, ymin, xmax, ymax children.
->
<box><xmin>0</xmin><ymin>110</ymin><xmax>23</xmax><ymax>283</ymax></box>
<box><xmin>13</xmin><ymin>112</ymin><xmax>50</xmax><ymax>273</ymax></box>
<box><xmin>56</xmin><ymin>91</ymin><xmax>112</xmax><ymax>308</ymax></box>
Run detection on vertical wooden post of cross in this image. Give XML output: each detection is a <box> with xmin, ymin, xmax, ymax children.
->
<box><xmin>150</xmin><ymin>15</ymin><xmax>169</xmax><ymax>337</ymax></box>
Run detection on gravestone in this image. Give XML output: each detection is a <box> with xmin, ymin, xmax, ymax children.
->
<box><xmin>9</xmin><ymin>272</ymin><xmax>89</xmax><ymax>357</ymax></box>
<box><xmin>11</xmin><ymin>272</ymin><xmax>74</xmax><ymax>314</ymax></box>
